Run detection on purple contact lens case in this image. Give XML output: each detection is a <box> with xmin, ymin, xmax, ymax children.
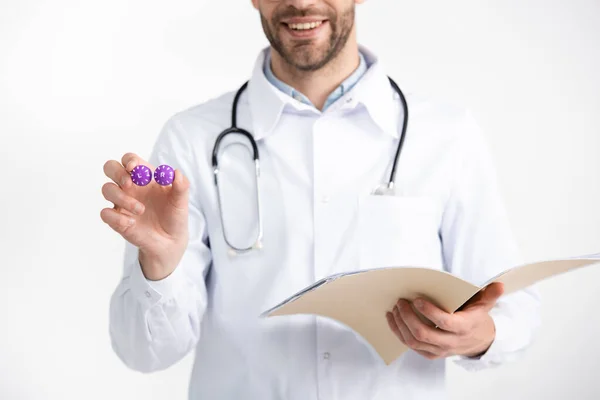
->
<box><xmin>130</xmin><ymin>165</ymin><xmax>152</xmax><ymax>186</ymax></box>
<box><xmin>154</xmin><ymin>164</ymin><xmax>174</xmax><ymax>186</ymax></box>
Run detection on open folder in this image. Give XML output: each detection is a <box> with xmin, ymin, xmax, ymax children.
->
<box><xmin>260</xmin><ymin>252</ymin><xmax>600</xmax><ymax>365</ymax></box>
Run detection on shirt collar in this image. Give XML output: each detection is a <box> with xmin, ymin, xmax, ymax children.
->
<box><xmin>263</xmin><ymin>50</ymin><xmax>368</xmax><ymax>111</ymax></box>
<box><xmin>246</xmin><ymin>45</ymin><xmax>402</xmax><ymax>140</ymax></box>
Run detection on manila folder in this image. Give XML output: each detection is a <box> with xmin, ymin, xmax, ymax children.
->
<box><xmin>261</xmin><ymin>253</ymin><xmax>600</xmax><ymax>365</ymax></box>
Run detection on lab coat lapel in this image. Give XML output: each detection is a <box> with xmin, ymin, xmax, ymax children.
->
<box><xmin>318</xmin><ymin>50</ymin><xmax>404</xmax><ymax>196</ymax></box>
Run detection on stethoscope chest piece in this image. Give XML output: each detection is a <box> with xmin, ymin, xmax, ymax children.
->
<box><xmin>371</xmin><ymin>182</ymin><xmax>397</xmax><ymax>196</ymax></box>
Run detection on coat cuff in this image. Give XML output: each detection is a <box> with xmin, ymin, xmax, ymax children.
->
<box><xmin>129</xmin><ymin>256</ymin><xmax>186</xmax><ymax>309</ymax></box>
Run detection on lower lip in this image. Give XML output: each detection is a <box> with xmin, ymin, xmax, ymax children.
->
<box><xmin>281</xmin><ymin>21</ymin><xmax>328</xmax><ymax>39</ymax></box>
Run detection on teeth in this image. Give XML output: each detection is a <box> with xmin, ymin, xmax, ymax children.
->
<box><xmin>288</xmin><ymin>21</ymin><xmax>322</xmax><ymax>30</ymax></box>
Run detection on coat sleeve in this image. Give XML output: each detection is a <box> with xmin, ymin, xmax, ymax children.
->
<box><xmin>440</xmin><ymin>109</ymin><xmax>542</xmax><ymax>371</ymax></box>
<box><xmin>108</xmin><ymin>117</ymin><xmax>212</xmax><ymax>373</ymax></box>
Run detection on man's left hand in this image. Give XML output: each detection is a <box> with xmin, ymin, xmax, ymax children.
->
<box><xmin>386</xmin><ymin>282</ymin><xmax>504</xmax><ymax>360</ymax></box>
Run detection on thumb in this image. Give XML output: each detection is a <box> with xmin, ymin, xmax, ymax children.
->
<box><xmin>168</xmin><ymin>169</ymin><xmax>190</xmax><ymax>210</ymax></box>
<box><xmin>479</xmin><ymin>282</ymin><xmax>505</xmax><ymax>310</ymax></box>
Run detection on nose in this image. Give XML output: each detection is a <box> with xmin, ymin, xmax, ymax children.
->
<box><xmin>284</xmin><ymin>0</ymin><xmax>320</xmax><ymax>8</ymax></box>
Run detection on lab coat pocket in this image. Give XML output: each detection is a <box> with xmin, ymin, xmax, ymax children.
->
<box><xmin>357</xmin><ymin>195</ymin><xmax>443</xmax><ymax>271</ymax></box>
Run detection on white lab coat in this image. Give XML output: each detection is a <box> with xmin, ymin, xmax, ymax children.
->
<box><xmin>109</xmin><ymin>45</ymin><xmax>540</xmax><ymax>400</ymax></box>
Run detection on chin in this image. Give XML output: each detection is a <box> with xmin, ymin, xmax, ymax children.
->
<box><xmin>284</xmin><ymin>45</ymin><xmax>331</xmax><ymax>71</ymax></box>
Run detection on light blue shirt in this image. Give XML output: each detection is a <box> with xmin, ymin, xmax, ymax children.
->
<box><xmin>264</xmin><ymin>50</ymin><xmax>368</xmax><ymax>111</ymax></box>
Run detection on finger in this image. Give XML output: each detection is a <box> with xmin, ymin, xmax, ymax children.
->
<box><xmin>386</xmin><ymin>312</ymin><xmax>442</xmax><ymax>360</ymax></box>
<box><xmin>121</xmin><ymin>152</ymin><xmax>146</xmax><ymax>172</ymax></box>
<box><xmin>388</xmin><ymin>312</ymin><xmax>445</xmax><ymax>360</ymax></box>
<box><xmin>121</xmin><ymin>153</ymin><xmax>155</xmax><ymax>188</ymax></box>
<box><xmin>481</xmin><ymin>282</ymin><xmax>504</xmax><ymax>304</ymax></box>
<box><xmin>101</xmin><ymin>182</ymin><xmax>145</xmax><ymax>215</ymax></box>
<box><xmin>465</xmin><ymin>283</ymin><xmax>505</xmax><ymax>312</ymax></box>
<box><xmin>103</xmin><ymin>160</ymin><xmax>134</xmax><ymax>188</ymax></box>
<box><xmin>100</xmin><ymin>207</ymin><xmax>136</xmax><ymax>234</ymax></box>
<box><xmin>397</xmin><ymin>300</ymin><xmax>453</xmax><ymax>349</ymax></box>
<box><xmin>387</xmin><ymin>312</ymin><xmax>405</xmax><ymax>343</ymax></box>
<box><xmin>167</xmin><ymin>169</ymin><xmax>190</xmax><ymax>211</ymax></box>
<box><xmin>413</xmin><ymin>298</ymin><xmax>461</xmax><ymax>333</ymax></box>
<box><xmin>393</xmin><ymin>304</ymin><xmax>445</xmax><ymax>355</ymax></box>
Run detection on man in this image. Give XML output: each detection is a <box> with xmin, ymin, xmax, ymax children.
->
<box><xmin>101</xmin><ymin>0</ymin><xmax>540</xmax><ymax>399</ymax></box>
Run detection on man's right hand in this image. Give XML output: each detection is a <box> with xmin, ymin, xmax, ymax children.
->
<box><xmin>100</xmin><ymin>152</ymin><xmax>190</xmax><ymax>281</ymax></box>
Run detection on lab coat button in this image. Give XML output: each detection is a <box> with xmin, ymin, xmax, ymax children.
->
<box><xmin>321</xmin><ymin>195</ymin><xmax>330</xmax><ymax>203</ymax></box>
<box><xmin>323</xmin><ymin>352</ymin><xmax>330</xmax><ymax>360</ymax></box>
<box><xmin>145</xmin><ymin>290</ymin><xmax>152</xmax><ymax>298</ymax></box>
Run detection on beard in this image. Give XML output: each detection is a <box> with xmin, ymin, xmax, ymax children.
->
<box><xmin>260</xmin><ymin>3</ymin><xmax>355</xmax><ymax>72</ymax></box>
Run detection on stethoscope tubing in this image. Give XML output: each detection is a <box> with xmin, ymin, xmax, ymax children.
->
<box><xmin>212</xmin><ymin>77</ymin><xmax>408</xmax><ymax>253</ymax></box>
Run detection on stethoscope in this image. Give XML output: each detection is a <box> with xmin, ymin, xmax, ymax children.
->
<box><xmin>212</xmin><ymin>77</ymin><xmax>408</xmax><ymax>255</ymax></box>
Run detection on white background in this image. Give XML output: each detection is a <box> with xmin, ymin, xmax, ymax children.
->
<box><xmin>1</xmin><ymin>0</ymin><xmax>599</xmax><ymax>399</ymax></box>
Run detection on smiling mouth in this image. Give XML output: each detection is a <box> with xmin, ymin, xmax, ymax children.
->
<box><xmin>285</xmin><ymin>21</ymin><xmax>324</xmax><ymax>31</ymax></box>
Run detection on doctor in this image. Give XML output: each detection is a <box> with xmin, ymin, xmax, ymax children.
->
<box><xmin>101</xmin><ymin>0</ymin><xmax>540</xmax><ymax>399</ymax></box>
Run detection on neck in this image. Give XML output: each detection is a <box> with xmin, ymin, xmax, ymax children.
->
<box><xmin>269</xmin><ymin>36</ymin><xmax>360</xmax><ymax>110</ymax></box>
